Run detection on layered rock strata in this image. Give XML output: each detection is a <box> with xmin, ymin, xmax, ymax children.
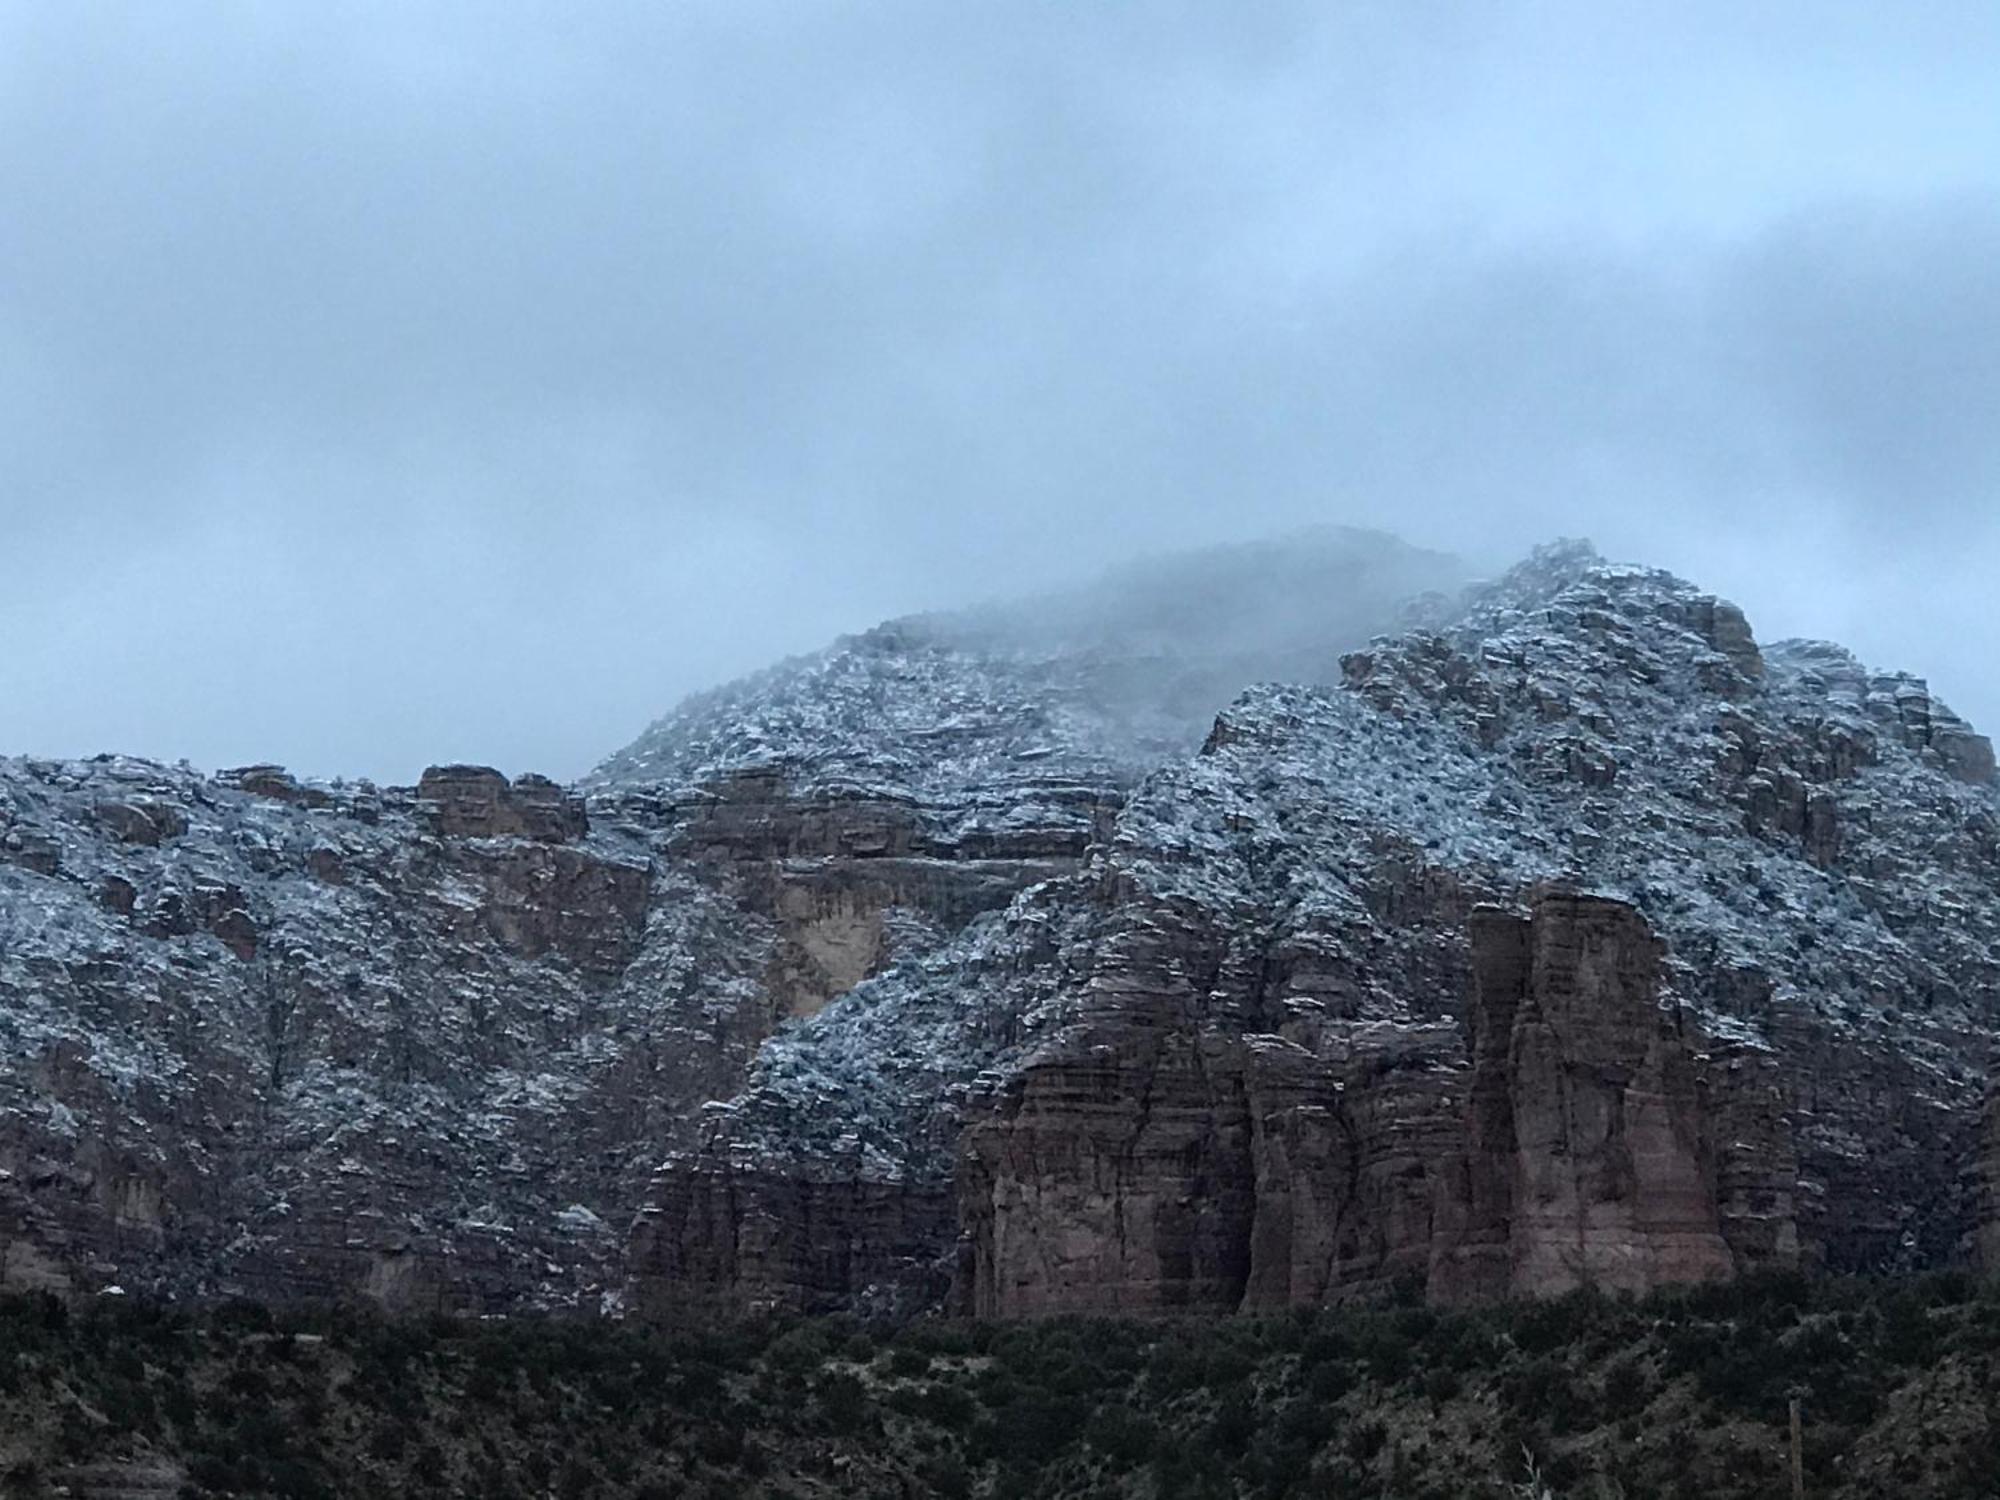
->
<box><xmin>1429</xmin><ymin>895</ymin><xmax>1737</xmax><ymax>1302</ymax></box>
<box><xmin>1</xmin><ymin>530</ymin><xmax>1452</xmax><ymax>1310</ymax></box>
<box><xmin>4</xmin><ymin>534</ymin><xmax>1995</xmax><ymax>1318</ymax></box>
<box><xmin>956</xmin><ymin>893</ymin><xmax>1756</xmax><ymax>1318</ymax></box>
<box><xmin>639</xmin><ymin>543</ymin><xmax>1995</xmax><ymax>1317</ymax></box>
<box><xmin>0</xmin><ymin>755</ymin><xmax>1099</xmax><ymax>1311</ymax></box>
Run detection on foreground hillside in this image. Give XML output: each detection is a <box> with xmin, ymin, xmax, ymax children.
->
<box><xmin>4</xmin><ymin>1275</ymin><xmax>2000</xmax><ymax>1499</ymax></box>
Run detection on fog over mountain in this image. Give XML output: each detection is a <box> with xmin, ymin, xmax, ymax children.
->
<box><xmin>2</xmin><ymin>3</ymin><xmax>1995</xmax><ymax>779</ymax></box>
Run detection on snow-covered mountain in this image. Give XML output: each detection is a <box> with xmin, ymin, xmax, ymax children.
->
<box><xmin>4</xmin><ymin>532</ymin><xmax>1995</xmax><ymax>1317</ymax></box>
<box><xmin>0</xmin><ymin>528</ymin><xmax>1447</xmax><ymax>1309</ymax></box>
<box><xmin>633</xmin><ymin>540</ymin><xmax>2000</xmax><ymax>1314</ymax></box>
<box><xmin>589</xmin><ymin>527</ymin><xmax>1463</xmax><ymax>795</ymax></box>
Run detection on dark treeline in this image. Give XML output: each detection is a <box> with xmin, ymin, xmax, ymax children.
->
<box><xmin>0</xmin><ymin>1272</ymin><xmax>1996</xmax><ymax>1498</ymax></box>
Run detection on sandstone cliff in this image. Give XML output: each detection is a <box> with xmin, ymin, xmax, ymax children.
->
<box><xmin>642</xmin><ymin>541</ymin><xmax>1996</xmax><ymax>1316</ymax></box>
<box><xmin>1429</xmin><ymin>895</ymin><xmax>1739</xmax><ymax>1303</ymax></box>
<box><xmin>0</xmin><ymin>528</ymin><xmax>1458</xmax><ymax>1311</ymax></box>
<box><xmin>953</xmin><ymin>892</ymin><xmax>1761</xmax><ymax>1318</ymax></box>
<box><xmin>3</xmin><ymin>533</ymin><xmax>1993</xmax><ymax>1316</ymax></box>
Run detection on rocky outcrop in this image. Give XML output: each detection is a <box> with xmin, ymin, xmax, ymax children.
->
<box><xmin>958</xmin><ymin>1030</ymin><xmax>1266</xmax><ymax>1318</ymax></box>
<box><xmin>91</xmin><ymin>797</ymin><xmax>187</xmax><ymax>846</ymax></box>
<box><xmin>955</xmin><ymin>894</ymin><xmax>1760</xmax><ymax>1319</ymax></box>
<box><xmin>955</xmin><ymin>1017</ymin><xmax>1471</xmax><ymax>1318</ymax></box>
<box><xmin>662</xmin><ymin>766</ymin><xmax>1107</xmax><ymax>1017</ymax></box>
<box><xmin>437</xmin><ymin>838</ymin><xmax>651</xmax><ymax>975</ymax></box>
<box><xmin>220</xmin><ymin>763</ymin><xmax>334</xmax><ymax>808</ymax></box>
<box><xmin>629</xmin><ymin>1152</ymin><xmax>954</xmax><ymax>1318</ymax></box>
<box><xmin>417</xmin><ymin>764</ymin><xmax>588</xmax><ymax>841</ymax></box>
<box><xmin>1679</xmin><ymin>596</ymin><xmax>1765</xmax><ymax>688</ymax></box>
<box><xmin>1430</xmin><ymin>895</ymin><xmax>1739</xmax><ymax>1302</ymax></box>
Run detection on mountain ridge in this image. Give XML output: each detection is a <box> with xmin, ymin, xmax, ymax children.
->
<box><xmin>2</xmin><ymin>531</ymin><xmax>1995</xmax><ymax>1322</ymax></box>
<box><xmin>633</xmin><ymin>538</ymin><xmax>2000</xmax><ymax>1315</ymax></box>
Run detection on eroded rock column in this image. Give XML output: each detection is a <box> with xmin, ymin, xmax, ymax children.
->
<box><xmin>1432</xmin><ymin>893</ymin><xmax>1739</xmax><ymax>1302</ymax></box>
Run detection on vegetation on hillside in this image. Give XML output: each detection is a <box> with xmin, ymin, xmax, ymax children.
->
<box><xmin>2</xmin><ymin>1272</ymin><xmax>1997</xmax><ymax>1498</ymax></box>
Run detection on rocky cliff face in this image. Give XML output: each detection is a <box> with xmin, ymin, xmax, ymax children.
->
<box><xmin>952</xmin><ymin>892</ymin><xmax>1753</xmax><ymax>1318</ymax></box>
<box><xmin>4</xmin><ymin>532</ymin><xmax>1994</xmax><ymax>1317</ymax></box>
<box><xmin>1430</xmin><ymin>895</ymin><xmax>1740</xmax><ymax>1303</ymax></box>
<box><xmin>0</xmin><ymin>746</ymin><xmax>1102</xmax><ymax>1313</ymax></box>
<box><xmin>0</xmin><ymin>759</ymin><xmax>706</xmax><ymax>1310</ymax></box>
<box><xmin>2</xmin><ymin>527</ymin><xmax>1466</xmax><ymax>1312</ymax></box>
<box><xmin>639</xmin><ymin>541</ymin><xmax>1999</xmax><ymax>1316</ymax></box>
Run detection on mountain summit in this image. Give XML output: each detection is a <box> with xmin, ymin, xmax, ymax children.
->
<box><xmin>588</xmin><ymin>526</ymin><xmax>1463</xmax><ymax>794</ymax></box>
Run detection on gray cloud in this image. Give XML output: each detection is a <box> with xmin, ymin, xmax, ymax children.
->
<box><xmin>2</xmin><ymin>2</ymin><xmax>1996</xmax><ymax>779</ymax></box>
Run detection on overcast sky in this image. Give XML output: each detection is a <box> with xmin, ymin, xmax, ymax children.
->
<box><xmin>3</xmin><ymin>3</ymin><xmax>1995</xmax><ymax>782</ymax></box>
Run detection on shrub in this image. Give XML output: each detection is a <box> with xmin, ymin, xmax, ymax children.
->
<box><xmin>1086</xmin><ymin>1404</ymin><xmax>1158</xmax><ymax>1465</ymax></box>
<box><xmin>1305</xmin><ymin>1358</ymin><xmax>1356</xmax><ymax>1404</ymax></box>
<box><xmin>1601</xmin><ymin>1355</ymin><xmax>1651</xmax><ymax>1418</ymax></box>
<box><xmin>814</xmin><ymin>1371</ymin><xmax>869</xmax><ymax>1431</ymax></box>
<box><xmin>1210</xmin><ymin>1393</ymin><xmax>1257</xmax><ymax>1455</ymax></box>
<box><xmin>967</xmin><ymin>1389</ymin><xmax>1089</xmax><ymax>1470</ymax></box>
<box><xmin>881</xmin><ymin>1345</ymin><xmax>931</xmax><ymax>1379</ymax></box>
<box><xmin>905</xmin><ymin>1381</ymin><xmax>977</xmax><ymax>1429</ymax></box>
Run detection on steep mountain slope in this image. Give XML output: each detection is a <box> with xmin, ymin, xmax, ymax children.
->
<box><xmin>0</xmin><ymin>763</ymin><xmax>768</xmax><ymax>1309</ymax></box>
<box><xmin>634</xmin><ymin>542</ymin><xmax>2000</xmax><ymax>1315</ymax></box>
<box><xmin>0</xmin><ymin>528</ymin><xmax>1456</xmax><ymax>1310</ymax></box>
<box><xmin>589</xmin><ymin>527</ymin><xmax>1463</xmax><ymax>797</ymax></box>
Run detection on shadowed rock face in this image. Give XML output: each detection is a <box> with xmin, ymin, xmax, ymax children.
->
<box><xmin>628</xmin><ymin>1157</ymin><xmax>955</xmax><ymax>1320</ymax></box>
<box><xmin>1431</xmin><ymin>894</ymin><xmax>1740</xmax><ymax>1303</ymax></box>
<box><xmin>1975</xmin><ymin>1094</ymin><xmax>2000</xmax><ymax>1276</ymax></box>
<box><xmin>953</xmin><ymin>893</ymin><xmax>1761</xmax><ymax>1319</ymax></box>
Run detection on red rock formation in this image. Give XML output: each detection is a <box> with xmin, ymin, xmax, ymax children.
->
<box><xmin>667</xmin><ymin>767</ymin><xmax>1106</xmax><ymax>1017</ymax></box>
<box><xmin>417</xmin><ymin>765</ymin><xmax>588</xmax><ymax>841</ymax></box>
<box><xmin>956</xmin><ymin>894</ymin><xmax>1771</xmax><ymax>1318</ymax></box>
<box><xmin>629</xmin><ymin>1153</ymin><xmax>953</xmax><ymax>1317</ymax></box>
<box><xmin>1430</xmin><ymin>894</ymin><xmax>1738</xmax><ymax>1302</ymax></box>
<box><xmin>441</xmin><ymin>840</ymin><xmax>650</xmax><ymax>976</ymax></box>
<box><xmin>219</xmin><ymin>764</ymin><xmax>333</xmax><ymax>808</ymax></box>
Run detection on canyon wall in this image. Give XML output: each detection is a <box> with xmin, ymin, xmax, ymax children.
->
<box><xmin>956</xmin><ymin>893</ymin><xmax>1771</xmax><ymax>1318</ymax></box>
